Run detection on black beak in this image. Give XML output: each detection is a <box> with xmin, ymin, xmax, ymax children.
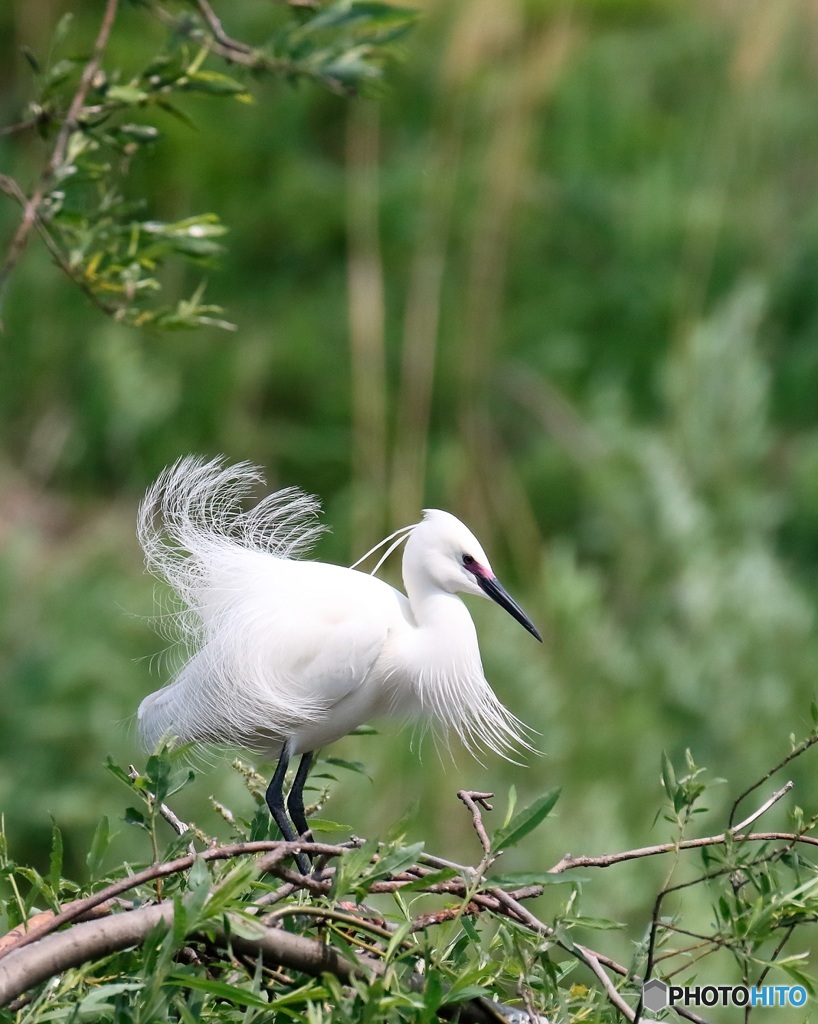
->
<box><xmin>477</xmin><ymin>574</ymin><xmax>542</xmax><ymax>642</ymax></box>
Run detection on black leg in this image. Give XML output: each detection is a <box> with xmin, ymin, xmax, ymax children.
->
<box><xmin>287</xmin><ymin>751</ymin><xmax>314</xmax><ymax>840</ymax></box>
<box><xmin>265</xmin><ymin>744</ymin><xmax>311</xmax><ymax>874</ymax></box>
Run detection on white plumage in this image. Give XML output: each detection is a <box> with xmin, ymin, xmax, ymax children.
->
<box><xmin>137</xmin><ymin>456</ymin><xmax>541</xmax><ymax>860</ymax></box>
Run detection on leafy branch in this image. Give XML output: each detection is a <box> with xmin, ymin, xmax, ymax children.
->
<box><xmin>1</xmin><ymin>728</ymin><xmax>818</xmax><ymax>1022</ymax></box>
<box><xmin>0</xmin><ymin>0</ymin><xmax>415</xmax><ymax>330</ymax></box>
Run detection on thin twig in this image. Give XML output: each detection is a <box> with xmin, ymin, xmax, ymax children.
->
<box><xmin>194</xmin><ymin>0</ymin><xmax>252</xmax><ymax>54</ymax></box>
<box><xmin>731</xmin><ymin>781</ymin><xmax>793</xmax><ymax>833</ymax></box>
<box><xmin>728</xmin><ymin>731</ymin><xmax>818</xmax><ymax>829</ymax></box>
<box><xmin>457</xmin><ymin>790</ymin><xmax>498</xmax><ymax>882</ymax></box>
<box><xmin>263</xmin><ymin>905</ymin><xmax>397</xmax><ymax>945</ymax></box>
<box><xmin>127</xmin><ymin>765</ymin><xmax>194</xmax><ymax>849</ymax></box>
<box><xmin>0</xmin><ymin>117</ymin><xmax>43</xmax><ymax>138</ymax></box>
<box><xmin>548</xmin><ymin>830</ymin><xmax>818</xmax><ymax>874</ymax></box>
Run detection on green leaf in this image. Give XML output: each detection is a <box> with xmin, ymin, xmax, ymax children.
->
<box><xmin>145</xmin><ymin>753</ymin><xmax>170</xmax><ymax>796</ymax></box>
<box><xmin>565</xmin><ymin>914</ymin><xmax>623</xmax><ymax>931</ymax></box>
<box><xmin>778</xmin><ymin>957</ymin><xmax>816</xmax><ymax>995</ymax></box>
<box><xmin>86</xmin><ymin>816</ymin><xmax>110</xmax><ymax>878</ymax></box>
<box><xmin>350</xmin><ymin>725</ymin><xmax>378</xmax><ymax>736</ymax></box>
<box><xmin>308</xmin><ymin>818</ymin><xmax>352</xmax><ymax>834</ymax></box>
<box><xmin>106</xmin><ymin>757</ymin><xmax>135</xmax><ymax>789</ymax></box>
<box><xmin>202</xmin><ymin>860</ymin><xmax>259</xmax><ymax>920</ymax></box>
<box><xmin>165</xmin><ymin>974</ymin><xmax>270</xmax><ymax>1007</ymax></box>
<box><xmin>182</xmin><ymin>856</ymin><xmax>212</xmax><ymax>925</ymax></box>
<box><xmin>492</xmin><ymin>788</ymin><xmax>561</xmax><ymax>851</ymax></box>
<box><xmin>323</xmin><ymin>757</ymin><xmax>370</xmax><ymax>777</ymax></box>
<box><xmin>441</xmin><ymin>982</ymin><xmax>490</xmax><ymax>1005</ymax></box>
<box><xmin>117</xmin><ymin>123</ymin><xmax>161</xmax><ymax>143</ymax></box>
<box><xmin>22</xmin><ymin>47</ymin><xmax>40</xmax><ymax>74</ymax></box>
<box><xmin>53</xmin><ymin>11</ymin><xmax>74</xmax><ymax>46</ymax></box>
<box><xmin>502</xmin><ymin>784</ymin><xmax>518</xmax><ymax>829</ymax></box>
<box><xmin>366</xmin><ymin>841</ymin><xmax>425</xmax><ymax>882</ymax></box>
<box><xmin>48</xmin><ymin>818</ymin><xmax>63</xmax><ymax>890</ymax></box>
<box><xmin>182</xmin><ymin>70</ymin><xmax>253</xmax><ymax>101</ymax></box>
<box><xmin>124</xmin><ymin>807</ymin><xmax>147</xmax><ymax>829</ymax></box>
<box><xmin>394</xmin><ymin>866</ymin><xmax>459</xmax><ymax>892</ymax></box>
<box><xmin>331</xmin><ymin>841</ymin><xmax>377</xmax><ymax>897</ymax></box>
<box><xmin>661</xmin><ymin>751</ymin><xmax>677</xmax><ymax>801</ymax></box>
<box><xmin>107</xmin><ymin>84</ymin><xmax>149</xmax><ymax>105</ymax></box>
<box><xmin>224</xmin><ymin>912</ymin><xmax>269</xmax><ymax>941</ymax></box>
<box><xmin>303</xmin><ymin>1</ymin><xmax>415</xmax><ymax>34</ymax></box>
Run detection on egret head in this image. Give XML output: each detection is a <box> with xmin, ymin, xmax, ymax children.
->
<box><xmin>404</xmin><ymin>510</ymin><xmax>542</xmax><ymax>642</ymax></box>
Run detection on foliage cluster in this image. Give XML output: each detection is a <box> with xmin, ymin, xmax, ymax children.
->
<box><xmin>0</xmin><ymin>0</ymin><xmax>413</xmax><ymax>329</ymax></box>
<box><xmin>1</xmin><ymin>741</ymin><xmax>818</xmax><ymax>1022</ymax></box>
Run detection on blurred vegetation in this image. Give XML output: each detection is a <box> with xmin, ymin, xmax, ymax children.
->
<box><xmin>3</xmin><ymin>0</ymin><xmax>818</xmax><ymax>1012</ymax></box>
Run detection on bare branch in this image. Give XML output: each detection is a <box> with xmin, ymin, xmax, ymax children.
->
<box><xmin>730</xmin><ymin>781</ymin><xmax>793</xmax><ymax>834</ymax></box>
<box><xmin>457</xmin><ymin>791</ymin><xmax>496</xmax><ymax>880</ymax></box>
<box><xmin>549</xmin><ymin>830</ymin><xmax>818</xmax><ymax>875</ymax></box>
<box><xmin>194</xmin><ymin>0</ymin><xmax>253</xmax><ymax>55</ymax></box>
<box><xmin>728</xmin><ymin>731</ymin><xmax>818</xmax><ymax>829</ymax></box>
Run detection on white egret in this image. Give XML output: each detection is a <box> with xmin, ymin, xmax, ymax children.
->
<box><xmin>137</xmin><ymin>456</ymin><xmax>541</xmax><ymax>867</ymax></box>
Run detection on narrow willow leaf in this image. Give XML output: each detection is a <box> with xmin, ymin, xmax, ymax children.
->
<box><xmin>105</xmin><ymin>757</ymin><xmax>134</xmax><ymax>789</ymax></box>
<box><xmin>661</xmin><ymin>751</ymin><xmax>677</xmax><ymax>801</ymax></box>
<box><xmin>366</xmin><ymin>841</ymin><xmax>425</xmax><ymax>882</ymax></box>
<box><xmin>492</xmin><ymin>788</ymin><xmax>560</xmax><ymax>851</ymax></box>
<box><xmin>323</xmin><ymin>757</ymin><xmax>369</xmax><ymax>777</ymax></box>
<box><xmin>86</xmin><ymin>816</ymin><xmax>110</xmax><ymax>878</ymax></box>
<box><xmin>48</xmin><ymin>818</ymin><xmax>63</xmax><ymax>890</ymax></box>
<box><xmin>165</xmin><ymin>974</ymin><xmax>269</xmax><ymax>1007</ymax></box>
<box><xmin>308</xmin><ymin>818</ymin><xmax>352</xmax><ymax>834</ymax></box>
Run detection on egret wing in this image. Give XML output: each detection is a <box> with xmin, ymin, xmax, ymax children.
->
<box><xmin>142</xmin><ymin>549</ymin><xmax>407</xmax><ymax>751</ymax></box>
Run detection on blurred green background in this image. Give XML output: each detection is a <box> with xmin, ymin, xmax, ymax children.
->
<box><xmin>2</xmin><ymin>0</ymin><xmax>818</xmax><ymax>969</ymax></box>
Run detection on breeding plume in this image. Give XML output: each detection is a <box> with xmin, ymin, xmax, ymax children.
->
<box><xmin>138</xmin><ymin>457</ymin><xmax>541</xmax><ymax>865</ymax></box>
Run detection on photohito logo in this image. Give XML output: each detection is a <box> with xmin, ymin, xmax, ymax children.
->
<box><xmin>642</xmin><ymin>979</ymin><xmax>808</xmax><ymax>1014</ymax></box>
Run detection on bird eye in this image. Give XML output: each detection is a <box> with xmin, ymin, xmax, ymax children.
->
<box><xmin>462</xmin><ymin>554</ymin><xmax>476</xmax><ymax>568</ymax></box>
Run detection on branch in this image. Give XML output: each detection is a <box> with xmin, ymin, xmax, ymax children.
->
<box><xmin>0</xmin><ymin>839</ymin><xmax>357</xmax><ymax>961</ymax></box>
<box><xmin>728</xmin><ymin>731</ymin><xmax>818</xmax><ymax>828</ymax></box>
<box><xmin>193</xmin><ymin>0</ymin><xmax>252</xmax><ymax>56</ymax></box>
<box><xmin>730</xmin><ymin>780</ymin><xmax>792</xmax><ymax>833</ymax></box>
<box><xmin>549</xmin><ymin>830</ymin><xmax>818</xmax><ymax>875</ymax></box>
<box><xmin>457</xmin><ymin>790</ymin><xmax>498</xmax><ymax>883</ymax></box>
<box><xmin>0</xmin><ymin>902</ymin><xmax>515</xmax><ymax>1023</ymax></box>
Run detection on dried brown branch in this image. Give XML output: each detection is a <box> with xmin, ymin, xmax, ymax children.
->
<box><xmin>457</xmin><ymin>790</ymin><xmax>494</xmax><ymax>859</ymax></box>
